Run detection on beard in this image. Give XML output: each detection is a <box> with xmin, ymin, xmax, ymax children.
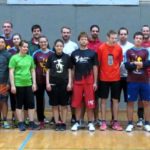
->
<box><xmin>92</xmin><ymin>34</ymin><xmax>98</xmax><ymax>39</ymax></box>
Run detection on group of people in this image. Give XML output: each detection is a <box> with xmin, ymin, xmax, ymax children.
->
<box><xmin>0</xmin><ymin>21</ymin><xmax>150</xmax><ymax>132</ymax></box>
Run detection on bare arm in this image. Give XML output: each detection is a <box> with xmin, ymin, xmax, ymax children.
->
<box><xmin>93</xmin><ymin>65</ymin><xmax>98</xmax><ymax>91</ymax></box>
<box><xmin>31</xmin><ymin>68</ymin><xmax>37</xmax><ymax>92</ymax></box>
<box><xmin>67</xmin><ymin>68</ymin><xmax>72</xmax><ymax>91</ymax></box>
<box><xmin>46</xmin><ymin>69</ymin><xmax>51</xmax><ymax>91</ymax></box>
<box><xmin>9</xmin><ymin>68</ymin><xmax>16</xmax><ymax>94</ymax></box>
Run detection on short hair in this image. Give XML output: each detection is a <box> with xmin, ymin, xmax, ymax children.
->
<box><xmin>0</xmin><ymin>36</ymin><xmax>6</xmax><ymax>42</ymax></box>
<box><xmin>61</xmin><ymin>26</ymin><xmax>71</xmax><ymax>33</ymax></box>
<box><xmin>19</xmin><ymin>40</ymin><xmax>28</xmax><ymax>47</ymax></box>
<box><xmin>78</xmin><ymin>32</ymin><xmax>88</xmax><ymax>41</ymax></box>
<box><xmin>133</xmin><ymin>31</ymin><xmax>144</xmax><ymax>39</ymax></box>
<box><xmin>31</xmin><ymin>24</ymin><xmax>42</xmax><ymax>32</ymax></box>
<box><xmin>141</xmin><ymin>25</ymin><xmax>150</xmax><ymax>31</ymax></box>
<box><xmin>90</xmin><ymin>24</ymin><xmax>100</xmax><ymax>32</ymax></box>
<box><xmin>12</xmin><ymin>33</ymin><xmax>22</xmax><ymax>40</ymax></box>
<box><xmin>3</xmin><ymin>21</ymin><xmax>13</xmax><ymax>28</ymax></box>
<box><xmin>118</xmin><ymin>27</ymin><xmax>129</xmax><ymax>35</ymax></box>
<box><xmin>54</xmin><ymin>39</ymin><xmax>64</xmax><ymax>47</ymax></box>
<box><xmin>38</xmin><ymin>35</ymin><xmax>48</xmax><ymax>42</ymax></box>
<box><xmin>107</xmin><ymin>30</ymin><xmax>117</xmax><ymax>37</ymax></box>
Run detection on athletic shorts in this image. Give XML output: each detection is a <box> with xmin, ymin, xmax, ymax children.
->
<box><xmin>49</xmin><ymin>83</ymin><xmax>69</xmax><ymax>106</ymax></box>
<box><xmin>16</xmin><ymin>86</ymin><xmax>35</xmax><ymax>109</ymax></box>
<box><xmin>98</xmin><ymin>81</ymin><xmax>120</xmax><ymax>100</ymax></box>
<box><xmin>71</xmin><ymin>84</ymin><xmax>95</xmax><ymax>109</ymax></box>
<box><xmin>127</xmin><ymin>82</ymin><xmax>150</xmax><ymax>102</ymax></box>
<box><xmin>0</xmin><ymin>84</ymin><xmax>9</xmax><ymax>102</ymax></box>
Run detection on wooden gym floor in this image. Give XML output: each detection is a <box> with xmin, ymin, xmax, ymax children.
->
<box><xmin>0</xmin><ymin>111</ymin><xmax>150</xmax><ymax>150</ymax></box>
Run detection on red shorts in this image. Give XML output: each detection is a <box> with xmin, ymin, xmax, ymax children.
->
<box><xmin>71</xmin><ymin>83</ymin><xmax>95</xmax><ymax>109</ymax></box>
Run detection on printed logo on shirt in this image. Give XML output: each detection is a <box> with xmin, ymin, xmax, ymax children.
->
<box><xmin>75</xmin><ymin>56</ymin><xmax>89</xmax><ymax>63</ymax></box>
<box><xmin>87</xmin><ymin>99</ymin><xmax>94</xmax><ymax>107</ymax></box>
<box><xmin>54</xmin><ymin>59</ymin><xmax>64</xmax><ymax>73</ymax></box>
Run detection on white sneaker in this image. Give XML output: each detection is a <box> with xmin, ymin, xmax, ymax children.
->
<box><xmin>144</xmin><ymin>125</ymin><xmax>150</xmax><ymax>132</ymax></box>
<box><xmin>137</xmin><ymin>118</ymin><xmax>144</xmax><ymax>127</ymax></box>
<box><xmin>125</xmin><ymin>124</ymin><xmax>134</xmax><ymax>132</ymax></box>
<box><xmin>71</xmin><ymin>122</ymin><xmax>80</xmax><ymax>131</ymax></box>
<box><xmin>44</xmin><ymin>118</ymin><xmax>49</xmax><ymax>124</ymax></box>
<box><xmin>88</xmin><ymin>123</ymin><xmax>95</xmax><ymax>132</ymax></box>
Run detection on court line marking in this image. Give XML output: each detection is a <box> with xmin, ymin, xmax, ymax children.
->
<box><xmin>18</xmin><ymin>131</ymin><xmax>33</xmax><ymax>150</ymax></box>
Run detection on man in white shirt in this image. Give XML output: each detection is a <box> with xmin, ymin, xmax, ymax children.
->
<box><xmin>61</xmin><ymin>26</ymin><xmax>78</xmax><ymax>56</ymax></box>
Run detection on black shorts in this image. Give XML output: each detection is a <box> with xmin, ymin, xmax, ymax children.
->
<box><xmin>98</xmin><ymin>81</ymin><xmax>120</xmax><ymax>100</ymax></box>
<box><xmin>49</xmin><ymin>83</ymin><xmax>69</xmax><ymax>106</ymax></box>
<box><xmin>16</xmin><ymin>86</ymin><xmax>35</xmax><ymax>109</ymax></box>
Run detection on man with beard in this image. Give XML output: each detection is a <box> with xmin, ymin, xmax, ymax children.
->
<box><xmin>137</xmin><ymin>25</ymin><xmax>150</xmax><ymax>127</ymax></box>
<box><xmin>88</xmin><ymin>25</ymin><xmax>103</xmax><ymax>126</ymax></box>
<box><xmin>28</xmin><ymin>24</ymin><xmax>42</xmax><ymax>56</ymax></box>
<box><xmin>88</xmin><ymin>25</ymin><xmax>103</xmax><ymax>52</ymax></box>
<box><xmin>61</xmin><ymin>26</ymin><xmax>78</xmax><ymax>56</ymax></box>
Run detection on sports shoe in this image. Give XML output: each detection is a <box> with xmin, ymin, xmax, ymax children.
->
<box><xmin>28</xmin><ymin>121</ymin><xmax>40</xmax><ymax>130</ymax></box>
<box><xmin>137</xmin><ymin>118</ymin><xmax>144</xmax><ymax>127</ymax></box>
<box><xmin>71</xmin><ymin>122</ymin><xmax>80</xmax><ymax>131</ymax></box>
<box><xmin>112</xmin><ymin>121</ymin><xmax>123</xmax><ymax>131</ymax></box>
<box><xmin>71</xmin><ymin>116</ymin><xmax>76</xmax><ymax>124</ymax></box>
<box><xmin>55</xmin><ymin>123</ymin><xmax>61</xmax><ymax>131</ymax></box>
<box><xmin>94</xmin><ymin>119</ymin><xmax>102</xmax><ymax>126</ymax></box>
<box><xmin>24</xmin><ymin>118</ymin><xmax>30</xmax><ymax>126</ymax></box>
<box><xmin>144</xmin><ymin>124</ymin><xmax>150</xmax><ymax>132</ymax></box>
<box><xmin>100</xmin><ymin>121</ymin><xmax>107</xmax><ymax>131</ymax></box>
<box><xmin>44</xmin><ymin>118</ymin><xmax>49</xmax><ymax>124</ymax></box>
<box><xmin>3</xmin><ymin>121</ymin><xmax>10</xmax><ymax>129</ymax></box>
<box><xmin>39</xmin><ymin>121</ymin><xmax>45</xmax><ymax>129</ymax></box>
<box><xmin>60</xmin><ymin>123</ymin><xmax>67</xmax><ymax>131</ymax></box>
<box><xmin>18</xmin><ymin>122</ymin><xmax>26</xmax><ymax>131</ymax></box>
<box><xmin>49</xmin><ymin>117</ymin><xmax>55</xmax><ymax>125</ymax></box>
<box><xmin>125</xmin><ymin>124</ymin><xmax>134</xmax><ymax>132</ymax></box>
<box><xmin>88</xmin><ymin>123</ymin><xmax>95</xmax><ymax>132</ymax></box>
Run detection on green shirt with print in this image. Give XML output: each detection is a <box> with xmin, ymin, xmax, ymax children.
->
<box><xmin>9</xmin><ymin>54</ymin><xmax>35</xmax><ymax>87</ymax></box>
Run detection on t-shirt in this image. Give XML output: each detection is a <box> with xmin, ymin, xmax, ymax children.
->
<box><xmin>28</xmin><ymin>39</ymin><xmax>40</xmax><ymax>56</ymax></box>
<box><xmin>1</xmin><ymin>34</ymin><xmax>14</xmax><ymax>50</ymax></box>
<box><xmin>125</xmin><ymin>47</ymin><xmax>150</xmax><ymax>83</ymax></box>
<box><xmin>46</xmin><ymin>52</ymin><xmax>72</xmax><ymax>84</ymax></box>
<box><xmin>33</xmin><ymin>49</ymin><xmax>54</xmax><ymax>84</ymax></box>
<box><xmin>63</xmin><ymin>40</ymin><xmax>78</xmax><ymax>56</ymax></box>
<box><xmin>71</xmin><ymin>49</ymin><xmax>98</xmax><ymax>84</ymax></box>
<box><xmin>8</xmin><ymin>46</ymin><xmax>19</xmax><ymax>55</ymax></box>
<box><xmin>97</xmin><ymin>43</ymin><xmax>123</xmax><ymax>81</ymax></box>
<box><xmin>142</xmin><ymin>40</ymin><xmax>150</xmax><ymax>78</ymax></box>
<box><xmin>0</xmin><ymin>50</ymin><xmax>11</xmax><ymax>84</ymax></box>
<box><xmin>88</xmin><ymin>38</ymin><xmax>103</xmax><ymax>53</ymax></box>
<box><xmin>9</xmin><ymin>54</ymin><xmax>35</xmax><ymax>87</ymax></box>
<box><xmin>118</xmin><ymin>41</ymin><xmax>134</xmax><ymax>77</ymax></box>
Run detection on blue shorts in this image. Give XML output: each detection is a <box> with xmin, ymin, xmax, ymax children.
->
<box><xmin>127</xmin><ymin>82</ymin><xmax>150</xmax><ymax>102</ymax></box>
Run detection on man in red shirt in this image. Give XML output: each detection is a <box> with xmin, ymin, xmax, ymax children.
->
<box><xmin>97</xmin><ymin>30</ymin><xmax>123</xmax><ymax>131</ymax></box>
<box><xmin>88</xmin><ymin>25</ymin><xmax>103</xmax><ymax>126</ymax></box>
<box><xmin>88</xmin><ymin>25</ymin><xmax>103</xmax><ymax>52</ymax></box>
